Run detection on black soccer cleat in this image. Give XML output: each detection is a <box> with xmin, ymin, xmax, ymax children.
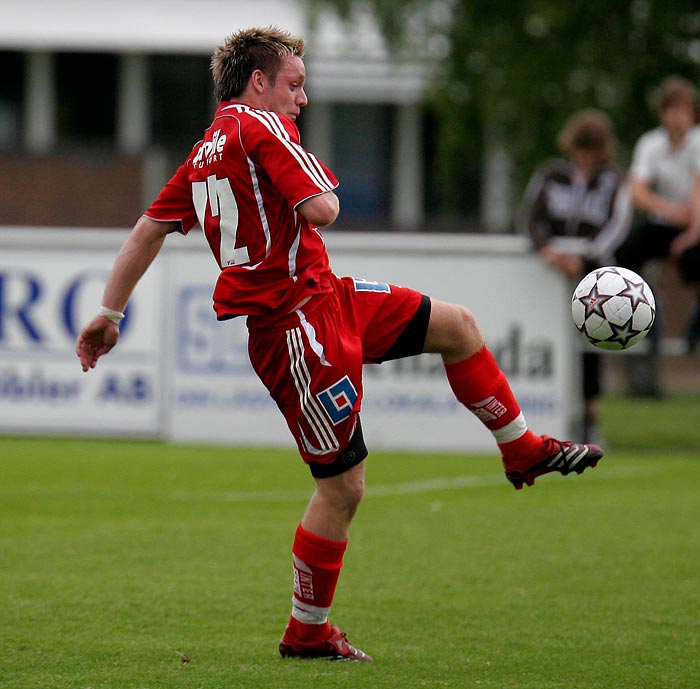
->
<box><xmin>504</xmin><ymin>435</ymin><xmax>603</xmax><ymax>490</ymax></box>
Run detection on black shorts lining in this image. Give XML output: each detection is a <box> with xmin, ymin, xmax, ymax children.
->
<box><xmin>381</xmin><ymin>294</ymin><xmax>431</xmax><ymax>362</ymax></box>
<box><xmin>308</xmin><ymin>417</ymin><xmax>368</xmax><ymax>479</ymax></box>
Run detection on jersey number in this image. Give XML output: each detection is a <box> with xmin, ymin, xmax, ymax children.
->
<box><xmin>192</xmin><ymin>175</ymin><xmax>250</xmax><ymax>266</ymax></box>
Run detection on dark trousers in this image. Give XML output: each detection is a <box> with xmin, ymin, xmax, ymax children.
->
<box><xmin>616</xmin><ymin>221</ymin><xmax>700</xmax><ymax>284</ymax></box>
<box><xmin>614</xmin><ymin>220</ymin><xmax>700</xmax><ymax>396</ymax></box>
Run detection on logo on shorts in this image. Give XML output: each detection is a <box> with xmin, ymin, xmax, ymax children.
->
<box><xmin>352</xmin><ymin>277</ymin><xmax>391</xmax><ymax>293</ymax></box>
<box><xmin>318</xmin><ymin>376</ymin><xmax>358</xmax><ymax>424</ymax></box>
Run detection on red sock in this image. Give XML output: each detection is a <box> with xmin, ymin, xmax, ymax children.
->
<box><xmin>444</xmin><ymin>345</ymin><xmax>541</xmax><ymax>459</ymax></box>
<box><xmin>286</xmin><ymin>523</ymin><xmax>346</xmax><ymax>644</ymax></box>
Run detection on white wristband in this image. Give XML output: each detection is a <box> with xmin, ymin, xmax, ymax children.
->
<box><xmin>97</xmin><ymin>305</ymin><xmax>125</xmax><ymax>325</ymax></box>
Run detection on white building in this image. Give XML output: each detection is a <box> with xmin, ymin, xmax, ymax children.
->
<box><xmin>1</xmin><ymin>0</ymin><xmax>464</xmax><ymax>229</ymax></box>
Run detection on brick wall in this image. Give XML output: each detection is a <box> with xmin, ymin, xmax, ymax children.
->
<box><xmin>0</xmin><ymin>154</ymin><xmax>143</xmax><ymax>228</ymax></box>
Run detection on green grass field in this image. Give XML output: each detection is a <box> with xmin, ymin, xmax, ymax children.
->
<box><xmin>1</xmin><ymin>394</ymin><xmax>699</xmax><ymax>689</ymax></box>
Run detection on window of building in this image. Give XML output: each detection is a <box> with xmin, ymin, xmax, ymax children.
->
<box><xmin>149</xmin><ymin>55</ymin><xmax>213</xmax><ymax>155</ymax></box>
<box><xmin>0</xmin><ymin>51</ymin><xmax>24</xmax><ymax>151</ymax></box>
<box><xmin>55</xmin><ymin>52</ymin><xmax>118</xmax><ymax>147</ymax></box>
<box><xmin>331</xmin><ymin>103</ymin><xmax>392</xmax><ymax>225</ymax></box>
<box><xmin>423</xmin><ymin>106</ymin><xmax>482</xmax><ymax>231</ymax></box>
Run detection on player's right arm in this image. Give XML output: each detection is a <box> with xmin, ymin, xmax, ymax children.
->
<box><xmin>515</xmin><ymin>162</ymin><xmax>554</xmax><ymax>249</ymax></box>
<box><xmin>671</xmin><ymin>173</ymin><xmax>700</xmax><ymax>257</ymax></box>
<box><xmin>629</xmin><ymin>176</ymin><xmax>691</xmax><ymax>228</ymax></box>
<box><xmin>75</xmin><ymin>216</ymin><xmax>177</xmax><ymax>372</ymax></box>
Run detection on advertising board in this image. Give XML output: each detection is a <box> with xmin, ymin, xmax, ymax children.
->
<box><xmin>166</xmin><ymin>232</ymin><xmax>579</xmax><ymax>452</ymax></box>
<box><xmin>0</xmin><ymin>229</ymin><xmax>163</xmax><ymax>435</ymax></box>
<box><xmin>0</xmin><ymin>228</ymin><xmax>578</xmax><ymax>451</ymax></box>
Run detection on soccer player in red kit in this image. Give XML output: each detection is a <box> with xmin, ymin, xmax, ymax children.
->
<box><xmin>75</xmin><ymin>27</ymin><xmax>603</xmax><ymax>661</ymax></box>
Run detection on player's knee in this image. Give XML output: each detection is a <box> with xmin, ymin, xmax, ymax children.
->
<box><xmin>316</xmin><ymin>464</ymin><xmax>365</xmax><ymax>521</ymax></box>
<box><xmin>339</xmin><ymin>476</ymin><xmax>365</xmax><ymax>517</ymax></box>
<box><xmin>455</xmin><ymin>306</ymin><xmax>483</xmax><ymax>355</ymax></box>
<box><xmin>453</xmin><ymin>304</ymin><xmax>479</xmax><ymax>339</ymax></box>
<box><xmin>338</xmin><ymin>463</ymin><xmax>366</xmax><ymax>506</ymax></box>
<box><xmin>427</xmin><ymin>301</ymin><xmax>482</xmax><ymax>359</ymax></box>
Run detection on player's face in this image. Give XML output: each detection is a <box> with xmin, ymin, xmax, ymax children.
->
<box><xmin>570</xmin><ymin>147</ymin><xmax>602</xmax><ymax>177</ymax></box>
<box><xmin>661</xmin><ymin>102</ymin><xmax>695</xmax><ymax>138</ymax></box>
<box><xmin>261</xmin><ymin>55</ymin><xmax>308</xmax><ymax>121</ymax></box>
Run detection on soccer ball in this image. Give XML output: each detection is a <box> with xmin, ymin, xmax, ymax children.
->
<box><xmin>571</xmin><ymin>266</ymin><xmax>656</xmax><ymax>350</ymax></box>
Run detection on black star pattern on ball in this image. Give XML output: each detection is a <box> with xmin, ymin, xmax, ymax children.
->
<box><xmin>619</xmin><ymin>276</ymin><xmax>649</xmax><ymax>308</ymax></box>
<box><xmin>578</xmin><ymin>282</ymin><xmax>614</xmax><ymax>319</ymax></box>
<box><xmin>604</xmin><ymin>318</ymin><xmax>638</xmax><ymax>348</ymax></box>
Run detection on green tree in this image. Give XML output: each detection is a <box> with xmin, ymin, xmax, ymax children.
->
<box><xmin>312</xmin><ymin>0</ymin><xmax>700</xmax><ymax>221</ymax></box>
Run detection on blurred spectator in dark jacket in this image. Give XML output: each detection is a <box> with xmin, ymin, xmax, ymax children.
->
<box><xmin>517</xmin><ymin>109</ymin><xmax>632</xmax><ymax>443</ymax></box>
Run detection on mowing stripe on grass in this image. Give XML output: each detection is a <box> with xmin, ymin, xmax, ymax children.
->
<box><xmin>169</xmin><ymin>464</ymin><xmax>653</xmax><ymax>504</ymax></box>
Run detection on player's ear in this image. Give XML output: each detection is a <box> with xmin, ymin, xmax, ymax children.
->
<box><xmin>250</xmin><ymin>69</ymin><xmax>267</xmax><ymax>94</ymax></box>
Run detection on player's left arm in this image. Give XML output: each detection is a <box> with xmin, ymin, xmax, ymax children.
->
<box><xmin>76</xmin><ymin>216</ymin><xmax>177</xmax><ymax>371</ymax></box>
<box><xmin>297</xmin><ymin>191</ymin><xmax>339</xmax><ymax>227</ymax></box>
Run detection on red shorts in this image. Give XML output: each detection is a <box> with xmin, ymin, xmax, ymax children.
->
<box><xmin>247</xmin><ymin>274</ymin><xmax>428</xmax><ymax>474</ymax></box>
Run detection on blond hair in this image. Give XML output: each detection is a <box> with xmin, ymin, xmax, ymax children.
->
<box><xmin>210</xmin><ymin>27</ymin><xmax>305</xmax><ymax>102</ymax></box>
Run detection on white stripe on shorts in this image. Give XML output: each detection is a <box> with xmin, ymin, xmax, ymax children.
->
<box><xmin>286</xmin><ymin>327</ymin><xmax>338</xmax><ymax>453</ymax></box>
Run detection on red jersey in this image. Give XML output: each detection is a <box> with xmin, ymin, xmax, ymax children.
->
<box><xmin>146</xmin><ymin>102</ymin><xmax>339</xmax><ymax>321</ymax></box>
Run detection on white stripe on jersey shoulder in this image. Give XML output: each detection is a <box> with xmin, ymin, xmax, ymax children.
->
<box><xmin>256</xmin><ymin>109</ymin><xmax>293</xmax><ymax>141</ymax></box>
<box><xmin>220</xmin><ymin>104</ymin><xmax>284</xmax><ymax>135</ymax></box>
<box><xmin>243</xmin><ymin>108</ymin><xmax>336</xmax><ymax>192</ymax></box>
<box><xmin>245</xmin><ymin>109</ymin><xmax>326</xmax><ymax>185</ymax></box>
<box><xmin>221</xmin><ymin>104</ymin><xmax>248</xmax><ymax>114</ymax></box>
<box><xmin>215</xmin><ymin>104</ymin><xmax>336</xmax><ymax>191</ymax></box>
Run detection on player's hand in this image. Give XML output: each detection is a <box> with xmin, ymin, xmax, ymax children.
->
<box><xmin>75</xmin><ymin>316</ymin><xmax>120</xmax><ymax>372</ymax></box>
<box><xmin>541</xmin><ymin>247</ymin><xmax>583</xmax><ymax>279</ymax></box>
<box><xmin>670</xmin><ymin>226</ymin><xmax>700</xmax><ymax>258</ymax></box>
<box><xmin>557</xmin><ymin>254</ymin><xmax>584</xmax><ymax>280</ymax></box>
<box><xmin>539</xmin><ymin>245</ymin><xmax>562</xmax><ymax>271</ymax></box>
